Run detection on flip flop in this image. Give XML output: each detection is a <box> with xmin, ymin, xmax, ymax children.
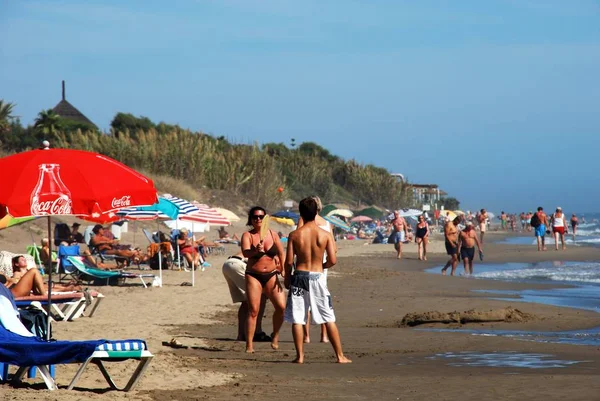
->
<box><xmin>162</xmin><ymin>338</ymin><xmax>189</xmax><ymax>349</ymax></box>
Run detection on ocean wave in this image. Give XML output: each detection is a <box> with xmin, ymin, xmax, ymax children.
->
<box><xmin>575</xmin><ymin>228</ymin><xmax>600</xmax><ymax>236</ymax></box>
<box><xmin>474</xmin><ymin>264</ymin><xmax>600</xmax><ymax>284</ymax></box>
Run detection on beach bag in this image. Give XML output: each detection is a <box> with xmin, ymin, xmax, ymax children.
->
<box><xmin>19</xmin><ymin>306</ymin><xmax>52</xmax><ymax>339</ymax></box>
<box><xmin>530</xmin><ymin>213</ymin><xmax>541</xmax><ymax>228</ymax></box>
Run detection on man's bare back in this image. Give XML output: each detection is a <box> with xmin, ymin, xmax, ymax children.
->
<box><xmin>286</xmin><ymin>221</ymin><xmax>336</xmax><ymax>275</ymax></box>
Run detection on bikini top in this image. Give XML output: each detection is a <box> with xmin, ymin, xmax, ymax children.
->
<box><xmin>250</xmin><ymin>230</ymin><xmax>278</xmax><ymax>258</ymax></box>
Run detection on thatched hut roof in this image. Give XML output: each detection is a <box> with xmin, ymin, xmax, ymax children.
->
<box><xmin>52</xmin><ymin>80</ymin><xmax>97</xmax><ymax>128</ymax></box>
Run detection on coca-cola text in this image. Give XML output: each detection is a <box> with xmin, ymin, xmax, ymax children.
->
<box><xmin>112</xmin><ymin>195</ymin><xmax>131</xmax><ymax>208</ymax></box>
<box><xmin>31</xmin><ymin>195</ymin><xmax>72</xmax><ymax>215</ymax></box>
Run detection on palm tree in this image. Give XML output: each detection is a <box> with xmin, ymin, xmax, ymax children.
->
<box><xmin>34</xmin><ymin>109</ymin><xmax>62</xmax><ymax>136</ymax></box>
<box><xmin>0</xmin><ymin>100</ymin><xmax>16</xmax><ymax>133</ymax></box>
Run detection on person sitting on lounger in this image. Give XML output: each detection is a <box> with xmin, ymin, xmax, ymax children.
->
<box><xmin>217</xmin><ymin>226</ymin><xmax>240</xmax><ymax>243</ymax></box>
<box><xmin>90</xmin><ymin>224</ymin><xmax>144</xmax><ymax>262</ymax></box>
<box><xmin>177</xmin><ymin>229</ymin><xmax>202</xmax><ymax>269</ymax></box>
<box><xmin>2</xmin><ymin>255</ymin><xmax>81</xmax><ymax>297</ymax></box>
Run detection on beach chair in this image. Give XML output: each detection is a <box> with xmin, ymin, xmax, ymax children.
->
<box><xmin>67</xmin><ymin>256</ymin><xmax>155</xmax><ymax>288</ymax></box>
<box><xmin>57</xmin><ymin>244</ymin><xmax>81</xmax><ymax>282</ymax></box>
<box><xmin>0</xmin><ymin>305</ymin><xmax>153</xmax><ymax>391</ymax></box>
<box><xmin>14</xmin><ymin>290</ymin><xmax>105</xmax><ymax>321</ymax></box>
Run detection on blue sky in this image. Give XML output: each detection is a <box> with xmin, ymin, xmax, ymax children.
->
<box><xmin>1</xmin><ymin>0</ymin><xmax>599</xmax><ymax>214</ymax></box>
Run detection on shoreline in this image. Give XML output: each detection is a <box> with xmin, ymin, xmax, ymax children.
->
<box><xmin>2</xmin><ymin>227</ymin><xmax>600</xmax><ymax>399</ymax></box>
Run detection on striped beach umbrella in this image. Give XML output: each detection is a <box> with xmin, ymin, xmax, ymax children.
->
<box><xmin>184</xmin><ymin>201</ymin><xmax>231</xmax><ymax>226</ymax></box>
<box><xmin>323</xmin><ymin>215</ymin><xmax>351</xmax><ymax>231</ymax></box>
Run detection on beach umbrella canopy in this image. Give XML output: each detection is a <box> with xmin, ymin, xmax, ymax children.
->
<box><xmin>0</xmin><ymin>213</ymin><xmax>36</xmax><ymax>230</ymax></box>
<box><xmin>271</xmin><ymin>217</ymin><xmax>295</xmax><ymax>226</ymax></box>
<box><xmin>397</xmin><ymin>208</ymin><xmax>423</xmax><ymax>218</ymax></box>
<box><xmin>117</xmin><ymin>197</ymin><xmax>181</xmax><ymax>220</ymax></box>
<box><xmin>0</xmin><ymin>143</ymin><xmax>158</xmax><ymax>340</ymax></box>
<box><xmin>439</xmin><ymin>210</ymin><xmax>457</xmax><ymax>221</ymax></box>
<box><xmin>323</xmin><ymin>215</ymin><xmax>351</xmax><ymax>231</ymax></box>
<box><xmin>351</xmin><ymin>215</ymin><xmax>373</xmax><ymax>223</ymax></box>
<box><xmin>320</xmin><ymin>204</ymin><xmax>337</xmax><ymax>217</ymax></box>
<box><xmin>453</xmin><ymin>210</ymin><xmax>465</xmax><ymax>216</ymax></box>
<box><xmin>186</xmin><ymin>201</ymin><xmax>231</xmax><ymax>226</ymax></box>
<box><xmin>272</xmin><ymin>210</ymin><xmax>300</xmax><ymax>223</ymax></box>
<box><xmin>325</xmin><ymin>208</ymin><xmax>353</xmax><ymax>218</ymax></box>
<box><xmin>355</xmin><ymin>206</ymin><xmax>385</xmax><ymax>220</ymax></box>
<box><xmin>214</xmin><ymin>207</ymin><xmax>240</xmax><ymax>222</ymax></box>
<box><xmin>0</xmin><ymin>145</ymin><xmax>157</xmax><ymax>219</ymax></box>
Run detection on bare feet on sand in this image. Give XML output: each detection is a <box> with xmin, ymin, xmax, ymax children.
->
<box><xmin>337</xmin><ymin>356</ymin><xmax>352</xmax><ymax>363</ymax></box>
<box><xmin>245</xmin><ymin>348</ymin><xmax>254</xmax><ymax>353</ymax></box>
<box><xmin>292</xmin><ymin>358</ymin><xmax>304</xmax><ymax>364</ymax></box>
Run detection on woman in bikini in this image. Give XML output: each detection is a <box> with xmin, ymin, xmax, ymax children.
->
<box><xmin>415</xmin><ymin>215</ymin><xmax>429</xmax><ymax>261</ymax></box>
<box><xmin>241</xmin><ymin>206</ymin><xmax>286</xmax><ymax>353</ymax></box>
<box><xmin>4</xmin><ymin>255</ymin><xmax>81</xmax><ymax>297</ymax></box>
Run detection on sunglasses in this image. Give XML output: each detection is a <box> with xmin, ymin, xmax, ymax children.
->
<box><xmin>252</xmin><ymin>214</ymin><xmax>265</xmax><ymax>220</ymax></box>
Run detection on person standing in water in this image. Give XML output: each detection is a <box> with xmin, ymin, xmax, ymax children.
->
<box><xmin>570</xmin><ymin>214</ymin><xmax>579</xmax><ymax>240</ymax></box>
<box><xmin>441</xmin><ymin>217</ymin><xmax>461</xmax><ymax>276</ymax></box>
<box><xmin>551</xmin><ymin>207</ymin><xmax>568</xmax><ymax>251</ymax></box>
<box><xmin>457</xmin><ymin>222</ymin><xmax>483</xmax><ymax>275</ymax></box>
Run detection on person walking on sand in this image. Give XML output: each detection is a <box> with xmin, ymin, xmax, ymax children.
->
<box><xmin>284</xmin><ymin>197</ymin><xmax>351</xmax><ymax>364</ymax></box>
<box><xmin>457</xmin><ymin>222</ymin><xmax>483</xmax><ymax>275</ymax></box>
<box><xmin>391</xmin><ymin>210</ymin><xmax>409</xmax><ymax>259</ymax></box>
<box><xmin>441</xmin><ymin>217</ymin><xmax>461</xmax><ymax>276</ymax></box>
<box><xmin>478</xmin><ymin>209</ymin><xmax>488</xmax><ymax>244</ymax></box>
<box><xmin>532</xmin><ymin>207</ymin><xmax>549</xmax><ymax>251</ymax></box>
<box><xmin>551</xmin><ymin>207</ymin><xmax>568</xmax><ymax>250</ymax></box>
<box><xmin>570</xmin><ymin>214</ymin><xmax>579</xmax><ymax>240</ymax></box>
<box><xmin>415</xmin><ymin>215</ymin><xmax>429</xmax><ymax>261</ymax></box>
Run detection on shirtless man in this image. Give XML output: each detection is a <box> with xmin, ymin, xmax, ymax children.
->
<box><xmin>441</xmin><ymin>217</ymin><xmax>461</xmax><ymax>276</ymax></box>
<box><xmin>391</xmin><ymin>211</ymin><xmax>409</xmax><ymax>259</ymax></box>
<box><xmin>284</xmin><ymin>197</ymin><xmax>351</xmax><ymax>364</ymax></box>
<box><xmin>458</xmin><ymin>222</ymin><xmax>483</xmax><ymax>275</ymax></box>
<box><xmin>478</xmin><ymin>209</ymin><xmax>488</xmax><ymax>244</ymax></box>
<box><xmin>534</xmin><ymin>207</ymin><xmax>549</xmax><ymax>251</ymax></box>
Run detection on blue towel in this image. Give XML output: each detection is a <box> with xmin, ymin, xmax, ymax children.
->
<box><xmin>0</xmin><ymin>323</ymin><xmax>105</xmax><ymax>366</ymax></box>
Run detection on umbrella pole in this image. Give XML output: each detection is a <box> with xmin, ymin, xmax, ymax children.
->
<box><xmin>46</xmin><ymin>216</ymin><xmax>53</xmax><ymax>341</ymax></box>
<box><xmin>157</xmin><ymin>221</ymin><xmax>162</xmax><ymax>287</ymax></box>
<box><xmin>192</xmin><ymin>222</ymin><xmax>195</xmax><ymax>287</ymax></box>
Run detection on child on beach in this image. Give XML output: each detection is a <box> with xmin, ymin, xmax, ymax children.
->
<box><xmin>284</xmin><ymin>197</ymin><xmax>351</xmax><ymax>364</ymax></box>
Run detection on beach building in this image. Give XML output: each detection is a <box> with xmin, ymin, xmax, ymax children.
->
<box><xmin>410</xmin><ymin>184</ymin><xmax>447</xmax><ymax>208</ymax></box>
<box><xmin>52</xmin><ymin>80</ymin><xmax>97</xmax><ymax>129</ymax></box>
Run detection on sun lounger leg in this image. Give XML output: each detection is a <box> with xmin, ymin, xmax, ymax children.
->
<box><xmin>93</xmin><ymin>356</ymin><xmax>153</xmax><ymax>391</ymax></box>
<box><xmin>66</xmin><ymin>357</ymin><xmax>94</xmax><ymax>390</ymax></box>
<box><xmin>64</xmin><ymin>299</ymin><xmax>86</xmax><ymax>321</ymax></box>
<box><xmin>87</xmin><ymin>295</ymin><xmax>104</xmax><ymax>317</ymax></box>
<box><xmin>36</xmin><ymin>365</ymin><xmax>58</xmax><ymax>390</ymax></box>
<box><xmin>139</xmin><ymin>276</ymin><xmax>148</xmax><ymax>288</ymax></box>
<box><xmin>122</xmin><ymin>356</ymin><xmax>153</xmax><ymax>391</ymax></box>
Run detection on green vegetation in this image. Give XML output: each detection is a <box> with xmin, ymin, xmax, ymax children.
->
<box><xmin>0</xmin><ymin>105</ymin><xmax>420</xmax><ymax>211</ymax></box>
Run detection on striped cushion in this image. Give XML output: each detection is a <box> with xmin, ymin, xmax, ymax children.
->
<box><xmin>96</xmin><ymin>340</ymin><xmax>147</xmax><ymax>351</ymax></box>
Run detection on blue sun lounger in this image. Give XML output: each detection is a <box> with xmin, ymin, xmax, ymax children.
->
<box><xmin>67</xmin><ymin>256</ymin><xmax>156</xmax><ymax>288</ymax></box>
<box><xmin>0</xmin><ymin>289</ymin><xmax>153</xmax><ymax>391</ymax></box>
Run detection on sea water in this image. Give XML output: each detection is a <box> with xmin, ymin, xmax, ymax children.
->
<box><xmin>500</xmin><ymin>212</ymin><xmax>600</xmax><ymax>247</ymax></box>
<box><xmin>425</xmin><ymin>260</ymin><xmax>600</xmax><ymax>346</ymax></box>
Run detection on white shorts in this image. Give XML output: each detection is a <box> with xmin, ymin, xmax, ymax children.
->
<box><xmin>284</xmin><ymin>271</ymin><xmax>335</xmax><ymax>325</ymax></box>
<box><xmin>222</xmin><ymin>257</ymin><xmax>247</xmax><ymax>303</ymax></box>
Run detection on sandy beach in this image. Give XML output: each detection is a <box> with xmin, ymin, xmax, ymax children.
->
<box><xmin>1</xmin><ymin>223</ymin><xmax>600</xmax><ymax>400</ymax></box>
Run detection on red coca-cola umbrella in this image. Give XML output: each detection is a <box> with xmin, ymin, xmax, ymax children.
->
<box><xmin>0</xmin><ymin>142</ymin><xmax>157</xmax><ymax>339</ymax></box>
